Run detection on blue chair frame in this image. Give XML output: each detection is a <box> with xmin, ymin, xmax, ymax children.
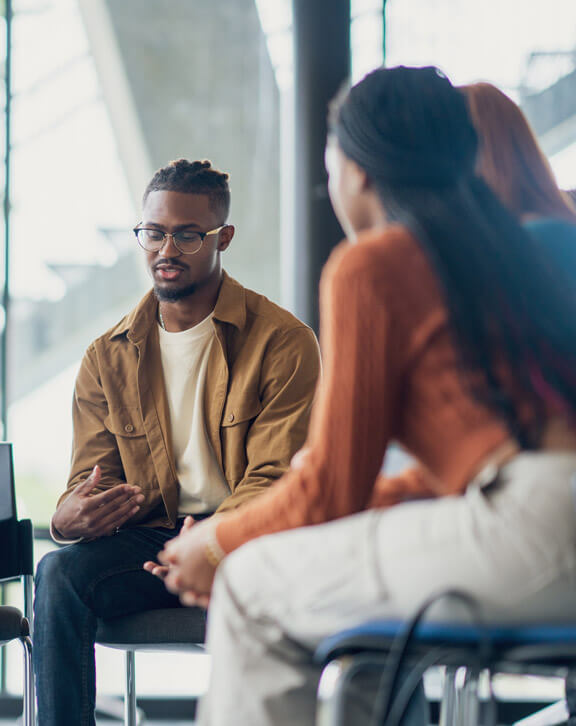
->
<box><xmin>316</xmin><ymin>619</ymin><xmax>576</xmax><ymax>725</ymax></box>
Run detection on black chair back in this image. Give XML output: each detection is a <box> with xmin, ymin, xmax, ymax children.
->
<box><xmin>0</xmin><ymin>443</ymin><xmax>33</xmax><ymax>581</ymax></box>
<box><xmin>0</xmin><ymin>442</ymin><xmax>16</xmax><ymax>520</ymax></box>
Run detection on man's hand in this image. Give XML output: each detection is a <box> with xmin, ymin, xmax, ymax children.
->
<box><xmin>51</xmin><ymin>465</ymin><xmax>144</xmax><ymax>539</ymax></box>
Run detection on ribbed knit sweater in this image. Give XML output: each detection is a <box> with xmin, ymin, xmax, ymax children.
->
<box><xmin>216</xmin><ymin>226</ymin><xmax>511</xmax><ymax>554</ymax></box>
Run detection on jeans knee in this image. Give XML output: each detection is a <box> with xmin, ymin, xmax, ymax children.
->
<box><xmin>36</xmin><ymin>549</ymin><xmax>64</xmax><ymax>585</ymax></box>
<box><xmin>35</xmin><ymin>548</ymin><xmax>79</xmax><ymax>606</ymax></box>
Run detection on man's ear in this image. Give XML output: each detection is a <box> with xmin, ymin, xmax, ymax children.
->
<box><xmin>218</xmin><ymin>224</ymin><xmax>235</xmax><ymax>251</ymax></box>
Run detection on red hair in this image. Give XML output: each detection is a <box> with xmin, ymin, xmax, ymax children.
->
<box><xmin>461</xmin><ymin>82</ymin><xmax>576</xmax><ymax>222</ymax></box>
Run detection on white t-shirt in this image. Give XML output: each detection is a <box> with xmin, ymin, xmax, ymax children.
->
<box><xmin>158</xmin><ymin>314</ymin><xmax>230</xmax><ymax>515</ymax></box>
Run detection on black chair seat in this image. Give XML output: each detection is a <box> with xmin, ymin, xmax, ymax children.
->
<box><xmin>0</xmin><ymin>606</ymin><xmax>28</xmax><ymax>645</ymax></box>
<box><xmin>96</xmin><ymin>607</ymin><xmax>207</xmax><ymax>724</ymax></box>
<box><xmin>96</xmin><ymin>607</ymin><xmax>206</xmax><ymax>651</ymax></box>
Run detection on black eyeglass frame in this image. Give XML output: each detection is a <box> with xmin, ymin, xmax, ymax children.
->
<box><xmin>133</xmin><ymin>224</ymin><xmax>227</xmax><ymax>255</ymax></box>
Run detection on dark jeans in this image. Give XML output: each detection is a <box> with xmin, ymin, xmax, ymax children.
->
<box><xmin>33</xmin><ymin>522</ymin><xmax>205</xmax><ymax>726</ymax></box>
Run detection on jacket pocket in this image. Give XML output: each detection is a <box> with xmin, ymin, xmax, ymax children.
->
<box><xmin>103</xmin><ymin>407</ymin><xmax>155</xmax><ymax>488</ymax></box>
<box><xmin>104</xmin><ymin>407</ymin><xmax>146</xmax><ymax>438</ymax></box>
<box><xmin>221</xmin><ymin>398</ymin><xmax>263</xmax><ymax>428</ymax></box>
<box><xmin>220</xmin><ymin>398</ymin><xmax>263</xmax><ymax>480</ymax></box>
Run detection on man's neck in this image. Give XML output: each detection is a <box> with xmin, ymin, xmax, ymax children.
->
<box><xmin>158</xmin><ymin>275</ymin><xmax>222</xmax><ymax>332</ymax></box>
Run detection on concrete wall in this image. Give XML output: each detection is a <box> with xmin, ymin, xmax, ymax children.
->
<box><xmin>80</xmin><ymin>0</ymin><xmax>281</xmax><ymax>301</ymax></box>
<box><xmin>9</xmin><ymin>1</ymin><xmax>281</xmax><ymax>403</ymax></box>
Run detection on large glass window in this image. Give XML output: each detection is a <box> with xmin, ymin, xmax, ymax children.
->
<box><xmin>8</xmin><ymin>0</ymin><xmax>135</xmax><ymax>527</ymax></box>
<box><xmin>385</xmin><ymin>0</ymin><xmax>576</xmax><ymax>187</ymax></box>
<box><xmin>9</xmin><ymin>0</ymin><xmax>285</xmax><ymax>529</ymax></box>
<box><xmin>5</xmin><ymin>0</ymin><xmax>285</xmax><ymax>704</ymax></box>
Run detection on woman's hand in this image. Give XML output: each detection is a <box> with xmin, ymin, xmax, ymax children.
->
<box><xmin>290</xmin><ymin>446</ymin><xmax>311</xmax><ymax>470</ymax></box>
<box><xmin>156</xmin><ymin>517</ymin><xmax>222</xmax><ymax>606</ymax></box>
<box><xmin>143</xmin><ymin>515</ymin><xmax>195</xmax><ymax>580</ymax></box>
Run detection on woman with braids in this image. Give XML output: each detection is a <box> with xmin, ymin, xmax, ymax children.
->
<box><xmin>150</xmin><ymin>66</ymin><xmax>576</xmax><ymax>725</ymax></box>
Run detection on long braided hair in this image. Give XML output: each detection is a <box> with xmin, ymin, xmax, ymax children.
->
<box><xmin>332</xmin><ymin>66</ymin><xmax>576</xmax><ymax>448</ymax></box>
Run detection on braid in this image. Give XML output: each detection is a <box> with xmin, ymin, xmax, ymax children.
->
<box><xmin>143</xmin><ymin>159</ymin><xmax>231</xmax><ymax>220</ymax></box>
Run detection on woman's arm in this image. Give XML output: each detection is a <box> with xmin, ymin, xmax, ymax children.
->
<box><xmin>216</xmin><ymin>240</ymin><xmax>405</xmax><ymax>553</ymax></box>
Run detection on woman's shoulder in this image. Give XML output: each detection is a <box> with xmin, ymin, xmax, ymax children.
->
<box><xmin>322</xmin><ymin>225</ymin><xmax>447</xmax><ymax>356</ymax></box>
<box><xmin>323</xmin><ymin>225</ymin><xmax>438</xmax><ymax>304</ymax></box>
<box><xmin>324</xmin><ymin>225</ymin><xmax>427</xmax><ymax>280</ymax></box>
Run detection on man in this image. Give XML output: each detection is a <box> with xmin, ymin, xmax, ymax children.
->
<box><xmin>33</xmin><ymin>159</ymin><xmax>321</xmax><ymax>726</ymax></box>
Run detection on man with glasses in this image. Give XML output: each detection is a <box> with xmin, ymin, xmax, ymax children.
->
<box><xmin>33</xmin><ymin>159</ymin><xmax>321</xmax><ymax>726</ymax></box>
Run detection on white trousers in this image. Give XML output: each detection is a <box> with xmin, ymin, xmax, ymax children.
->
<box><xmin>199</xmin><ymin>452</ymin><xmax>576</xmax><ymax>726</ymax></box>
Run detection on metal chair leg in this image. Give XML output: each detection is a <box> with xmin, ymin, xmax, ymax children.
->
<box><xmin>125</xmin><ymin>649</ymin><xmax>137</xmax><ymax>726</ymax></box>
<box><xmin>439</xmin><ymin>666</ymin><xmax>459</xmax><ymax>726</ymax></box>
<box><xmin>20</xmin><ymin>635</ymin><xmax>34</xmax><ymax>726</ymax></box>
<box><xmin>96</xmin><ymin>651</ymin><xmax>145</xmax><ymax>724</ymax></box>
<box><xmin>316</xmin><ymin>656</ymin><xmax>355</xmax><ymax>726</ymax></box>
<box><xmin>480</xmin><ymin>670</ymin><xmax>497</xmax><ymax>726</ymax></box>
<box><xmin>459</xmin><ymin>668</ymin><xmax>480</xmax><ymax>725</ymax></box>
<box><xmin>22</xmin><ymin>575</ymin><xmax>33</xmax><ymax>638</ymax></box>
<box><xmin>567</xmin><ymin>670</ymin><xmax>576</xmax><ymax>726</ymax></box>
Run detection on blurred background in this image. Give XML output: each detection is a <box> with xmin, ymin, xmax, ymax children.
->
<box><xmin>1</xmin><ymin>0</ymin><xmax>576</xmax><ymax>718</ymax></box>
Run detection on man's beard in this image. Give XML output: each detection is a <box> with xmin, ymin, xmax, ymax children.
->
<box><xmin>154</xmin><ymin>282</ymin><xmax>198</xmax><ymax>302</ymax></box>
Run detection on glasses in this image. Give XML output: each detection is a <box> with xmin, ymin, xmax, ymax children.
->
<box><xmin>133</xmin><ymin>225</ymin><xmax>226</xmax><ymax>255</ymax></box>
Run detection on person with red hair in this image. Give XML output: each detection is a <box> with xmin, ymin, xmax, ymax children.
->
<box><xmin>461</xmin><ymin>82</ymin><xmax>576</xmax><ymax>222</ymax></box>
<box><xmin>462</xmin><ymin>82</ymin><xmax>576</xmax><ymax>256</ymax></box>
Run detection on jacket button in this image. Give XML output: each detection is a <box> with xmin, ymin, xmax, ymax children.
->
<box><xmin>124</xmin><ymin>424</ymin><xmax>134</xmax><ymax>433</ymax></box>
<box><xmin>227</xmin><ymin>413</ymin><xmax>234</xmax><ymax>423</ymax></box>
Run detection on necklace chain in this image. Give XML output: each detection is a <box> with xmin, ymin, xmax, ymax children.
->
<box><xmin>158</xmin><ymin>307</ymin><xmax>166</xmax><ymax>330</ymax></box>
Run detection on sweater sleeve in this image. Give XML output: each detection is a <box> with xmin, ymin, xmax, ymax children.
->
<box><xmin>216</xmin><ymin>241</ymin><xmax>405</xmax><ymax>554</ymax></box>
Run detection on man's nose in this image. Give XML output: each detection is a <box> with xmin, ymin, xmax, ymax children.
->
<box><xmin>158</xmin><ymin>233</ymin><xmax>182</xmax><ymax>257</ymax></box>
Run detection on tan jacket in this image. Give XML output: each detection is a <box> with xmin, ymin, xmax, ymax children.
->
<box><xmin>58</xmin><ymin>272</ymin><xmax>321</xmax><ymax>529</ymax></box>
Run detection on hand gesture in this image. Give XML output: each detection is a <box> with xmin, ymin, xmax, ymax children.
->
<box><xmin>52</xmin><ymin>465</ymin><xmax>144</xmax><ymax>539</ymax></box>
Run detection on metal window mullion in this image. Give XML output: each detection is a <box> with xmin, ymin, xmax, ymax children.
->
<box><xmin>0</xmin><ymin>0</ymin><xmax>12</xmax><ymax>698</ymax></box>
<box><xmin>1</xmin><ymin>0</ymin><xmax>12</xmax><ymax>439</ymax></box>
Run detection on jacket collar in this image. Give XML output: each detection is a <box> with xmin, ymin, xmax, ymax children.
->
<box><xmin>108</xmin><ymin>270</ymin><xmax>247</xmax><ymax>344</ymax></box>
<box><xmin>212</xmin><ymin>270</ymin><xmax>247</xmax><ymax>330</ymax></box>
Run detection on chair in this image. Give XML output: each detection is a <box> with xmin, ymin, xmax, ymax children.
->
<box><xmin>96</xmin><ymin>607</ymin><xmax>207</xmax><ymax>725</ymax></box>
<box><xmin>315</xmin><ymin>618</ymin><xmax>576</xmax><ymax>725</ymax></box>
<box><xmin>0</xmin><ymin>607</ymin><xmax>33</xmax><ymax>726</ymax></box>
<box><xmin>0</xmin><ymin>442</ymin><xmax>35</xmax><ymax>725</ymax></box>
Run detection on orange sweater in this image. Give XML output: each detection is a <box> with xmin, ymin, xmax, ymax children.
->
<box><xmin>216</xmin><ymin>227</ymin><xmax>510</xmax><ymax>554</ymax></box>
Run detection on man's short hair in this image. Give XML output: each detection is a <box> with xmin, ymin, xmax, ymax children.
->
<box><xmin>143</xmin><ymin>159</ymin><xmax>231</xmax><ymax>221</ymax></box>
